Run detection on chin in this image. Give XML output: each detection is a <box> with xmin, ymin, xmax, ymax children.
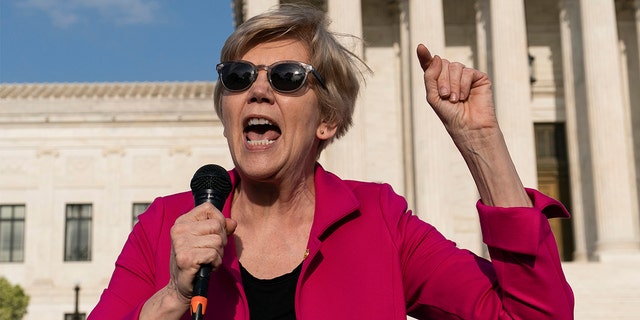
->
<box><xmin>235</xmin><ymin>161</ymin><xmax>282</xmax><ymax>182</ymax></box>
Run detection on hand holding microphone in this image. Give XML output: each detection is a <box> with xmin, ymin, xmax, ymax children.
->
<box><xmin>189</xmin><ymin>164</ymin><xmax>232</xmax><ymax>320</ymax></box>
<box><xmin>171</xmin><ymin>164</ymin><xmax>232</xmax><ymax>320</ymax></box>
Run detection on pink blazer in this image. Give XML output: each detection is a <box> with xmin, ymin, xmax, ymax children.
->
<box><xmin>89</xmin><ymin>164</ymin><xmax>574</xmax><ymax>319</ymax></box>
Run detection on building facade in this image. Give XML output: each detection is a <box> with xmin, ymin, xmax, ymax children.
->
<box><xmin>1</xmin><ymin>0</ymin><xmax>639</xmax><ymax>319</ymax></box>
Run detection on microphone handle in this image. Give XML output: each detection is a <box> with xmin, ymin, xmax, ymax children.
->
<box><xmin>191</xmin><ymin>264</ymin><xmax>212</xmax><ymax>320</ymax></box>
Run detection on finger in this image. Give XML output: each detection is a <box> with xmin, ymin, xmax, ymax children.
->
<box><xmin>174</xmin><ymin>244</ymin><xmax>224</xmax><ymax>272</ymax></box>
<box><xmin>186</xmin><ymin>217</ymin><xmax>235</xmax><ymax>241</ymax></box>
<box><xmin>175</xmin><ymin>202</ymin><xmax>219</xmax><ymax>224</ymax></box>
<box><xmin>416</xmin><ymin>44</ymin><xmax>434</xmax><ymax>71</ymax></box>
<box><xmin>447</xmin><ymin>62</ymin><xmax>465</xmax><ymax>102</ymax></box>
<box><xmin>193</xmin><ymin>202</ymin><xmax>223</xmax><ymax>221</ymax></box>
<box><xmin>459</xmin><ymin>68</ymin><xmax>475</xmax><ymax>101</ymax></box>
<box><xmin>437</xmin><ymin>59</ymin><xmax>451</xmax><ymax>99</ymax></box>
<box><xmin>177</xmin><ymin>234</ymin><xmax>226</xmax><ymax>256</ymax></box>
<box><xmin>195</xmin><ymin>234</ymin><xmax>227</xmax><ymax>258</ymax></box>
<box><xmin>423</xmin><ymin>55</ymin><xmax>443</xmax><ymax>104</ymax></box>
<box><xmin>172</xmin><ymin>230</ymin><xmax>227</xmax><ymax>268</ymax></box>
<box><xmin>225</xmin><ymin>218</ymin><xmax>238</xmax><ymax>235</ymax></box>
<box><xmin>175</xmin><ymin>214</ymin><xmax>227</xmax><ymax>237</ymax></box>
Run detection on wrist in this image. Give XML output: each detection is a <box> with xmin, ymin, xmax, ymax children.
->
<box><xmin>140</xmin><ymin>284</ymin><xmax>190</xmax><ymax>320</ymax></box>
<box><xmin>449</xmin><ymin>125</ymin><xmax>502</xmax><ymax>151</ymax></box>
<box><xmin>454</xmin><ymin>129</ymin><xmax>532</xmax><ymax>208</ymax></box>
<box><xmin>166</xmin><ymin>280</ymin><xmax>191</xmax><ymax>306</ymax></box>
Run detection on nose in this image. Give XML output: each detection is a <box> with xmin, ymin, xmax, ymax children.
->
<box><xmin>248</xmin><ymin>68</ymin><xmax>274</xmax><ymax>103</ymax></box>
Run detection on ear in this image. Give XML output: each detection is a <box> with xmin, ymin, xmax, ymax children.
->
<box><xmin>316</xmin><ymin>121</ymin><xmax>338</xmax><ymax>140</ymax></box>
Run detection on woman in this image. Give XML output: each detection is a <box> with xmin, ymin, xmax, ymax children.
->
<box><xmin>89</xmin><ymin>4</ymin><xmax>574</xmax><ymax>319</ymax></box>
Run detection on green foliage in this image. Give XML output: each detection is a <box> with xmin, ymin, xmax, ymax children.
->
<box><xmin>0</xmin><ymin>276</ymin><xmax>29</xmax><ymax>320</ymax></box>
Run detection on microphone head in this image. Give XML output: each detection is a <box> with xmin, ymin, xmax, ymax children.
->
<box><xmin>190</xmin><ymin>164</ymin><xmax>232</xmax><ymax>209</ymax></box>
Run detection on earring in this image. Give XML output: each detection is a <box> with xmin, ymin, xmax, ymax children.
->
<box><xmin>320</xmin><ymin>130</ymin><xmax>325</xmax><ymax>134</ymax></box>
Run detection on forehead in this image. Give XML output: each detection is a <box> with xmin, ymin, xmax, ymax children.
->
<box><xmin>240</xmin><ymin>39</ymin><xmax>311</xmax><ymax>65</ymax></box>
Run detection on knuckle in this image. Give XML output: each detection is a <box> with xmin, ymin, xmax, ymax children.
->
<box><xmin>211</xmin><ymin>218</ymin><xmax>226</xmax><ymax>234</ymax></box>
<box><xmin>200</xmin><ymin>202</ymin><xmax>215</xmax><ymax>211</ymax></box>
<box><xmin>210</xmin><ymin>234</ymin><xmax>225</xmax><ymax>248</ymax></box>
<box><xmin>174</xmin><ymin>251</ymin><xmax>191</xmax><ymax>267</ymax></box>
<box><xmin>170</xmin><ymin>223</ymin><xmax>188</xmax><ymax>238</ymax></box>
<box><xmin>170</xmin><ymin>226</ymin><xmax>181</xmax><ymax>239</ymax></box>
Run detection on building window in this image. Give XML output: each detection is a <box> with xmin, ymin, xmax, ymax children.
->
<box><xmin>64</xmin><ymin>313</ymin><xmax>86</xmax><ymax>320</ymax></box>
<box><xmin>0</xmin><ymin>205</ymin><xmax>25</xmax><ymax>262</ymax></box>
<box><xmin>65</xmin><ymin>204</ymin><xmax>92</xmax><ymax>262</ymax></box>
<box><xmin>131</xmin><ymin>203</ymin><xmax>150</xmax><ymax>227</ymax></box>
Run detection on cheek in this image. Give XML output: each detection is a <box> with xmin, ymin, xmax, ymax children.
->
<box><xmin>220</xmin><ymin>97</ymin><xmax>239</xmax><ymax>135</ymax></box>
<box><xmin>221</xmin><ymin>114</ymin><xmax>239</xmax><ymax>142</ymax></box>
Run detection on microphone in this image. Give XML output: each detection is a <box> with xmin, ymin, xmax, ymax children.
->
<box><xmin>189</xmin><ymin>164</ymin><xmax>232</xmax><ymax>320</ymax></box>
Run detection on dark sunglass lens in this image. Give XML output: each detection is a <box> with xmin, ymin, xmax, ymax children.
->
<box><xmin>270</xmin><ymin>63</ymin><xmax>306</xmax><ymax>92</ymax></box>
<box><xmin>221</xmin><ymin>63</ymin><xmax>254</xmax><ymax>91</ymax></box>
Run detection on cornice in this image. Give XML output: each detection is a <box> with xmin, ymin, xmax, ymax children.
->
<box><xmin>0</xmin><ymin>81</ymin><xmax>215</xmax><ymax>100</ymax></box>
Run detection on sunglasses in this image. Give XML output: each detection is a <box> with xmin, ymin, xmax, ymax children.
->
<box><xmin>216</xmin><ymin>60</ymin><xmax>327</xmax><ymax>93</ymax></box>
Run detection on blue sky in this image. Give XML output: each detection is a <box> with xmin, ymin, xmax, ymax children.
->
<box><xmin>0</xmin><ymin>1</ymin><xmax>235</xmax><ymax>83</ymax></box>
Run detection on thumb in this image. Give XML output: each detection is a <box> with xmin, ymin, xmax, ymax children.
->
<box><xmin>225</xmin><ymin>218</ymin><xmax>238</xmax><ymax>235</ymax></box>
<box><xmin>416</xmin><ymin>44</ymin><xmax>433</xmax><ymax>71</ymax></box>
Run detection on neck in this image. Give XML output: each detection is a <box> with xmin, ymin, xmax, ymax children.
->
<box><xmin>231</xmin><ymin>165</ymin><xmax>316</xmax><ymax>224</ymax></box>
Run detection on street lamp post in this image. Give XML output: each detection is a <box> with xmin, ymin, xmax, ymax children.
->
<box><xmin>74</xmin><ymin>285</ymin><xmax>80</xmax><ymax>320</ymax></box>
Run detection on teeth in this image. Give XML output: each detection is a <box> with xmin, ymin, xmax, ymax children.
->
<box><xmin>248</xmin><ymin>118</ymin><xmax>273</xmax><ymax>126</ymax></box>
<box><xmin>245</xmin><ymin>118</ymin><xmax>278</xmax><ymax>146</ymax></box>
<box><xmin>247</xmin><ymin>139</ymin><xmax>275</xmax><ymax>146</ymax></box>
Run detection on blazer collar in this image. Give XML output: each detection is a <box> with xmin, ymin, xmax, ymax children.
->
<box><xmin>309</xmin><ymin>163</ymin><xmax>360</xmax><ymax>240</ymax></box>
<box><xmin>220</xmin><ymin>163</ymin><xmax>361</xmax><ymax>292</ymax></box>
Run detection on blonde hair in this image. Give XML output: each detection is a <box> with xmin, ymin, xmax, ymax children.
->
<box><xmin>213</xmin><ymin>3</ymin><xmax>368</xmax><ymax>154</ymax></box>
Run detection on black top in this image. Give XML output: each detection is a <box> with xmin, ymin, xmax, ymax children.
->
<box><xmin>239</xmin><ymin>262</ymin><xmax>302</xmax><ymax>320</ymax></box>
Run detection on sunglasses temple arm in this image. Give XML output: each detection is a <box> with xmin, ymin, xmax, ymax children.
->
<box><xmin>311</xmin><ymin>70</ymin><xmax>328</xmax><ymax>90</ymax></box>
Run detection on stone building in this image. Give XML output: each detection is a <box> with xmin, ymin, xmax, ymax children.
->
<box><xmin>1</xmin><ymin>0</ymin><xmax>639</xmax><ymax>319</ymax></box>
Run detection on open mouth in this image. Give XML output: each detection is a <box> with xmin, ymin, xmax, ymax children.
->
<box><xmin>244</xmin><ymin>117</ymin><xmax>282</xmax><ymax>146</ymax></box>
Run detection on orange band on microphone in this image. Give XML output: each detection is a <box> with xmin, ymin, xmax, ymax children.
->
<box><xmin>190</xmin><ymin>296</ymin><xmax>208</xmax><ymax>315</ymax></box>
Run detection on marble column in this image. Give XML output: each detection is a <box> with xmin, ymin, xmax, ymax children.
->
<box><xmin>474</xmin><ymin>0</ymin><xmax>490</xmax><ymax>74</ymax></box>
<box><xmin>485</xmin><ymin>0</ymin><xmax>538</xmax><ymax>189</ymax></box>
<box><xmin>634</xmin><ymin>0</ymin><xmax>640</xmax><ymax>228</ymax></box>
<box><xmin>558</xmin><ymin>0</ymin><xmax>597</xmax><ymax>261</ymax></box>
<box><xmin>399</xmin><ymin>0</ymin><xmax>416</xmax><ymax>211</ymax></box>
<box><xmin>636</xmin><ymin>0</ymin><xmax>640</xmax><ymax>64</ymax></box>
<box><xmin>323</xmin><ymin>0</ymin><xmax>367</xmax><ymax>181</ymax></box>
<box><xmin>579</xmin><ymin>0</ymin><xmax>640</xmax><ymax>260</ymax></box>
<box><xmin>408</xmin><ymin>0</ymin><xmax>457</xmax><ymax>237</ymax></box>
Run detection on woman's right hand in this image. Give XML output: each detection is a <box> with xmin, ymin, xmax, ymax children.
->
<box><xmin>169</xmin><ymin>202</ymin><xmax>238</xmax><ymax>301</ymax></box>
<box><xmin>140</xmin><ymin>203</ymin><xmax>237</xmax><ymax>319</ymax></box>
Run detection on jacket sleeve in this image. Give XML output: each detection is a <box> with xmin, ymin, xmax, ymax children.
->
<box><xmin>88</xmin><ymin>197</ymin><xmax>168</xmax><ymax>320</ymax></box>
<box><xmin>395</xmin><ymin>187</ymin><xmax>574</xmax><ymax>319</ymax></box>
